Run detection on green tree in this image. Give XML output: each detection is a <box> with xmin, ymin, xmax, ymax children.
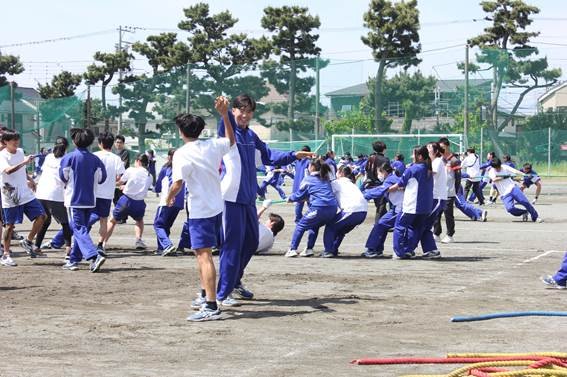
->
<box><xmin>525</xmin><ymin>109</ymin><xmax>567</xmax><ymax>131</ymax></box>
<box><xmin>362</xmin><ymin>0</ymin><xmax>421</xmax><ymax>132</ymax></box>
<box><xmin>261</xmin><ymin>6</ymin><xmax>321</xmax><ymax>127</ymax></box>
<box><xmin>468</xmin><ymin>0</ymin><xmax>561</xmax><ymax>153</ymax></box>
<box><xmin>38</xmin><ymin>71</ymin><xmax>82</xmax><ymax>99</ymax></box>
<box><xmin>0</xmin><ymin>52</ymin><xmax>24</xmax><ymax>87</ymax></box>
<box><xmin>179</xmin><ymin>3</ymin><xmax>271</xmax><ymax>119</ymax></box>
<box><xmin>324</xmin><ymin>110</ymin><xmax>374</xmax><ymax>136</ymax></box>
<box><xmin>116</xmin><ymin>32</ymin><xmax>189</xmax><ymax>151</ymax></box>
<box><xmin>84</xmin><ymin>50</ymin><xmax>131</xmax><ymax>129</ymax></box>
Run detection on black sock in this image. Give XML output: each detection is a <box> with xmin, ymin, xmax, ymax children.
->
<box><xmin>206</xmin><ymin>301</ymin><xmax>218</xmax><ymax>310</ymax></box>
<box><xmin>98</xmin><ymin>242</ymin><xmax>103</xmax><ymax>248</ymax></box>
<box><xmin>200</xmin><ymin>289</ymin><xmax>206</xmax><ymax>298</ymax></box>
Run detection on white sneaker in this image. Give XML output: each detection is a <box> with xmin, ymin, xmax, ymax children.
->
<box><xmin>285</xmin><ymin>249</ymin><xmax>298</xmax><ymax>258</ymax></box>
<box><xmin>481</xmin><ymin>210</ymin><xmax>488</xmax><ymax>222</ymax></box>
<box><xmin>135</xmin><ymin>239</ymin><xmax>147</xmax><ymax>250</ymax></box>
<box><xmin>1</xmin><ymin>255</ymin><xmax>17</xmax><ymax>267</ymax></box>
<box><xmin>299</xmin><ymin>248</ymin><xmax>314</xmax><ymax>257</ymax></box>
<box><xmin>532</xmin><ymin>198</ymin><xmax>538</xmax><ymax>205</ymax></box>
<box><xmin>433</xmin><ymin>235</ymin><xmax>441</xmax><ymax>242</ymax></box>
<box><xmin>441</xmin><ymin>235</ymin><xmax>454</xmax><ymax>244</ymax></box>
<box><xmin>536</xmin><ymin>218</ymin><xmax>544</xmax><ymax>223</ymax></box>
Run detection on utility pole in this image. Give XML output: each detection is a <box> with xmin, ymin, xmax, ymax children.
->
<box><xmin>464</xmin><ymin>44</ymin><xmax>469</xmax><ymax>148</ymax></box>
<box><xmin>185</xmin><ymin>63</ymin><xmax>191</xmax><ymax>113</ymax></box>
<box><xmin>86</xmin><ymin>84</ymin><xmax>92</xmax><ymax>129</ymax></box>
<box><xmin>9</xmin><ymin>81</ymin><xmax>15</xmax><ymax>130</ymax></box>
<box><xmin>315</xmin><ymin>55</ymin><xmax>320</xmax><ymax>139</ymax></box>
<box><xmin>117</xmin><ymin>26</ymin><xmax>134</xmax><ymax>133</ymax></box>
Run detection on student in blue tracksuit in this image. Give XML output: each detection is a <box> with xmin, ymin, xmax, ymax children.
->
<box><xmin>502</xmin><ymin>154</ymin><xmax>516</xmax><ymax>169</ymax></box>
<box><xmin>154</xmin><ymin>149</ymin><xmax>185</xmax><ymax>256</ymax></box>
<box><xmin>361</xmin><ymin>162</ymin><xmax>403</xmax><ymax>258</ymax></box>
<box><xmin>324</xmin><ymin>151</ymin><xmax>337</xmax><ymax>180</ymax></box>
<box><xmin>292</xmin><ymin>146</ymin><xmax>311</xmax><ymax>223</ymax></box>
<box><xmin>468</xmin><ymin>151</ymin><xmax>495</xmax><ymax>202</ymax></box>
<box><xmin>322</xmin><ymin>166</ymin><xmax>368</xmax><ymax>258</ymax></box>
<box><xmin>418</xmin><ymin>142</ymin><xmax>447</xmax><ymax>259</ymax></box>
<box><xmin>520</xmin><ymin>163</ymin><xmax>542</xmax><ymax>205</ymax></box>
<box><xmin>216</xmin><ymin>94</ymin><xmax>312</xmax><ymax>305</ymax></box>
<box><xmin>59</xmin><ymin>128</ymin><xmax>107</xmax><ymax>272</ymax></box>
<box><xmin>286</xmin><ymin>158</ymin><xmax>338</xmax><ymax>257</ymax></box>
<box><xmin>388</xmin><ymin>146</ymin><xmax>434</xmax><ymax>259</ymax></box>
<box><xmin>257</xmin><ymin>165</ymin><xmax>287</xmax><ymax>200</ymax></box>
<box><xmin>391</xmin><ymin>153</ymin><xmax>406</xmax><ymax>177</ymax></box>
<box><xmin>541</xmin><ymin>253</ymin><xmax>567</xmax><ymax>289</ymax></box>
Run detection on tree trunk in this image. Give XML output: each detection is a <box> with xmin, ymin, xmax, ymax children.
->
<box><xmin>138</xmin><ymin>98</ymin><xmax>149</xmax><ymax>153</ymax></box>
<box><xmin>374</xmin><ymin>60</ymin><xmax>387</xmax><ymax>132</ymax></box>
<box><xmin>288</xmin><ymin>58</ymin><xmax>296</xmax><ymax>124</ymax></box>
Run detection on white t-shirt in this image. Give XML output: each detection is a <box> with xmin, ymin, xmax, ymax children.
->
<box><xmin>257</xmin><ymin>223</ymin><xmax>274</xmax><ymax>254</ymax></box>
<box><xmin>172</xmin><ymin>138</ymin><xmax>232</xmax><ymax>219</ymax></box>
<box><xmin>462</xmin><ymin>153</ymin><xmax>480</xmax><ymax>178</ymax></box>
<box><xmin>35</xmin><ymin>153</ymin><xmax>65</xmax><ymax>202</ymax></box>
<box><xmin>488</xmin><ymin>165</ymin><xmax>517</xmax><ymax>196</ymax></box>
<box><xmin>121</xmin><ymin>167</ymin><xmax>152</xmax><ymax>201</ymax></box>
<box><xmin>0</xmin><ymin>148</ymin><xmax>36</xmax><ymax>208</ymax></box>
<box><xmin>331</xmin><ymin>177</ymin><xmax>368</xmax><ymax>213</ymax></box>
<box><xmin>432</xmin><ymin>157</ymin><xmax>448</xmax><ymax>200</ymax></box>
<box><xmin>94</xmin><ymin>150</ymin><xmax>125</xmax><ymax>199</ymax></box>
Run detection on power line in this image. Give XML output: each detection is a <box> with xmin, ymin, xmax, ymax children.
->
<box><xmin>0</xmin><ymin>29</ymin><xmax>116</xmax><ymax>48</ymax></box>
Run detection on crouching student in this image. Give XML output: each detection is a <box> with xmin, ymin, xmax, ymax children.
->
<box><xmin>59</xmin><ymin>128</ymin><xmax>107</xmax><ymax>272</ymax></box>
<box><xmin>285</xmin><ymin>159</ymin><xmax>338</xmax><ymax>258</ymax></box>
<box><xmin>155</xmin><ymin>148</ymin><xmax>185</xmax><ymax>256</ymax></box>
<box><xmin>361</xmin><ymin>162</ymin><xmax>403</xmax><ymax>258</ymax></box>
<box><xmin>488</xmin><ymin>158</ymin><xmax>542</xmax><ymax>223</ymax></box>
<box><xmin>322</xmin><ymin>166</ymin><xmax>368</xmax><ymax>258</ymax></box>
<box><xmin>0</xmin><ymin>130</ymin><xmax>47</xmax><ymax>266</ymax></box>
<box><xmin>388</xmin><ymin>146</ymin><xmax>433</xmax><ymax>259</ymax></box>
<box><xmin>167</xmin><ymin>96</ymin><xmax>236</xmax><ymax>322</ymax></box>
<box><xmin>103</xmin><ymin>154</ymin><xmax>153</xmax><ymax>250</ymax></box>
<box><xmin>519</xmin><ymin>163</ymin><xmax>542</xmax><ymax>205</ymax></box>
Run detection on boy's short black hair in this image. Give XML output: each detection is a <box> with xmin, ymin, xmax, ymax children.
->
<box><xmin>523</xmin><ymin>162</ymin><xmax>532</xmax><ymax>170</ymax></box>
<box><xmin>233</xmin><ymin>94</ymin><xmax>256</xmax><ymax>111</ymax></box>
<box><xmin>98</xmin><ymin>131</ymin><xmax>115</xmax><ymax>150</ymax></box>
<box><xmin>70</xmin><ymin>128</ymin><xmax>95</xmax><ymax>148</ymax></box>
<box><xmin>301</xmin><ymin>145</ymin><xmax>311</xmax><ymax>152</ymax></box>
<box><xmin>269</xmin><ymin>213</ymin><xmax>285</xmax><ymax>236</ymax></box>
<box><xmin>372</xmin><ymin>141</ymin><xmax>387</xmax><ymax>153</ymax></box>
<box><xmin>467</xmin><ymin>147</ymin><xmax>476</xmax><ymax>154</ymax></box>
<box><xmin>115</xmin><ymin>134</ymin><xmax>126</xmax><ymax>143</ymax></box>
<box><xmin>395</xmin><ymin>153</ymin><xmax>404</xmax><ymax>161</ymax></box>
<box><xmin>503</xmin><ymin>154</ymin><xmax>511</xmax><ymax>161</ymax></box>
<box><xmin>1</xmin><ymin>129</ymin><xmax>20</xmax><ymax>143</ymax></box>
<box><xmin>438</xmin><ymin>137</ymin><xmax>450</xmax><ymax>146</ymax></box>
<box><xmin>174</xmin><ymin>113</ymin><xmax>205</xmax><ymax>139</ymax></box>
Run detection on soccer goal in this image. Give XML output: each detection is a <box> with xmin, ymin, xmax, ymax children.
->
<box><xmin>331</xmin><ymin>133</ymin><xmax>464</xmax><ymax>159</ymax></box>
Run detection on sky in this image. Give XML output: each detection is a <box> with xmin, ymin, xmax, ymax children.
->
<box><xmin>1</xmin><ymin>0</ymin><xmax>566</xmax><ymax>113</ymax></box>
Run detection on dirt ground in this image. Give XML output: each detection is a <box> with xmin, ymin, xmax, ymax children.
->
<box><xmin>1</xmin><ymin>181</ymin><xmax>566</xmax><ymax>377</ymax></box>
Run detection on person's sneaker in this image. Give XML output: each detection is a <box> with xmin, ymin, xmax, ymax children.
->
<box><xmin>89</xmin><ymin>252</ymin><xmax>107</xmax><ymax>273</ymax></box>
<box><xmin>285</xmin><ymin>249</ymin><xmax>298</xmax><ymax>258</ymax></box>
<box><xmin>1</xmin><ymin>254</ymin><xmax>17</xmax><ymax>267</ymax></box>
<box><xmin>441</xmin><ymin>235</ymin><xmax>454</xmax><ymax>244</ymax></box>
<box><xmin>392</xmin><ymin>252</ymin><xmax>415</xmax><ymax>260</ymax></box>
<box><xmin>218</xmin><ymin>296</ymin><xmax>240</xmax><ymax>307</ymax></box>
<box><xmin>522</xmin><ymin>213</ymin><xmax>529</xmax><ymax>222</ymax></box>
<box><xmin>481</xmin><ymin>210</ymin><xmax>488</xmax><ymax>222</ymax></box>
<box><xmin>422</xmin><ymin>250</ymin><xmax>441</xmax><ymax>259</ymax></box>
<box><xmin>190</xmin><ymin>294</ymin><xmax>206</xmax><ymax>309</ymax></box>
<box><xmin>161</xmin><ymin>244</ymin><xmax>176</xmax><ymax>257</ymax></box>
<box><xmin>187</xmin><ymin>306</ymin><xmax>222</xmax><ymax>322</ymax></box>
<box><xmin>233</xmin><ymin>285</ymin><xmax>254</xmax><ymax>300</ymax></box>
<box><xmin>535</xmin><ymin>217</ymin><xmax>544</xmax><ymax>223</ymax></box>
<box><xmin>62</xmin><ymin>261</ymin><xmax>79</xmax><ymax>271</ymax></box>
<box><xmin>41</xmin><ymin>242</ymin><xmax>56</xmax><ymax>250</ymax></box>
<box><xmin>20</xmin><ymin>239</ymin><xmax>37</xmax><ymax>258</ymax></box>
<box><xmin>433</xmin><ymin>234</ymin><xmax>441</xmax><ymax>242</ymax></box>
<box><xmin>299</xmin><ymin>248</ymin><xmax>314</xmax><ymax>257</ymax></box>
<box><xmin>64</xmin><ymin>255</ymin><xmax>71</xmax><ymax>261</ymax></box>
<box><xmin>135</xmin><ymin>239</ymin><xmax>147</xmax><ymax>250</ymax></box>
<box><xmin>11</xmin><ymin>232</ymin><xmax>24</xmax><ymax>241</ymax></box>
<box><xmin>320</xmin><ymin>251</ymin><xmax>336</xmax><ymax>258</ymax></box>
<box><xmin>541</xmin><ymin>275</ymin><xmax>566</xmax><ymax>290</ymax></box>
<box><xmin>361</xmin><ymin>250</ymin><xmax>383</xmax><ymax>259</ymax></box>
<box><xmin>532</xmin><ymin>198</ymin><xmax>538</xmax><ymax>205</ymax></box>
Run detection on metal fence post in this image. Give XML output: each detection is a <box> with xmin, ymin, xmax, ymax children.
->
<box><xmin>548</xmin><ymin>127</ymin><xmax>551</xmax><ymax>177</ymax></box>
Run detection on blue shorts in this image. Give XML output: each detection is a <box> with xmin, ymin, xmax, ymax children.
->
<box><xmin>93</xmin><ymin>198</ymin><xmax>112</xmax><ymax>218</ymax></box>
<box><xmin>112</xmin><ymin>195</ymin><xmax>146</xmax><ymax>221</ymax></box>
<box><xmin>188</xmin><ymin>213</ymin><xmax>222</xmax><ymax>250</ymax></box>
<box><xmin>523</xmin><ymin>176</ymin><xmax>540</xmax><ymax>188</ymax></box>
<box><xmin>2</xmin><ymin>199</ymin><xmax>45</xmax><ymax>225</ymax></box>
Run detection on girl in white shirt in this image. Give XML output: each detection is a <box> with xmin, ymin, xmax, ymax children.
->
<box><xmin>321</xmin><ymin>166</ymin><xmax>368</xmax><ymax>258</ymax></box>
<box><xmin>103</xmin><ymin>154</ymin><xmax>153</xmax><ymax>250</ymax></box>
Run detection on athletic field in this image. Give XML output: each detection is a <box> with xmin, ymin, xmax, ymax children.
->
<box><xmin>1</xmin><ymin>181</ymin><xmax>565</xmax><ymax>377</ymax></box>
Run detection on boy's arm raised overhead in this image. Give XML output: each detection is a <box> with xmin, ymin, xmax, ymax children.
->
<box><xmin>215</xmin><ymin>96</ymin><xmax>236</xmax><ymax>146</ymax></box>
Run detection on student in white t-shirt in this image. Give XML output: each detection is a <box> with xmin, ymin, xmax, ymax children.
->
<box><xmin>462</xmin><ymin>147</ymin><xmax>485</xmax><ymax>205</ymax></box>
<box><xmin>488</xmin><ymin>158</ymin><xmax>542</xmax><ymax>223</ymax></box>
<box><xmin>255</xmin><ymin>199</ymin><xmax>285</xmax><ymax>255</ymax></box>
<box><xmin>0</xmin><ymin>130</ymin><xmax>47</xmax><ymax>266</ymax></box>
<box><xmin>35</xmin><ymin>137</ymin><xmax>72</xmax><ymax>257</ymax></box>
<box><xmin>165</xmin><ymin>96</ymin><xmax>235</xmax><ymax>322</ymax></box>
<box><xmin>91</xmin><ymin>132</ymin><xmax>126</xmax><ymax>250</ymax></box>
<box><xmin>103</xmin><ymin>154</ymin><xmax>152</xmax><ymax>250</ymax></box>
